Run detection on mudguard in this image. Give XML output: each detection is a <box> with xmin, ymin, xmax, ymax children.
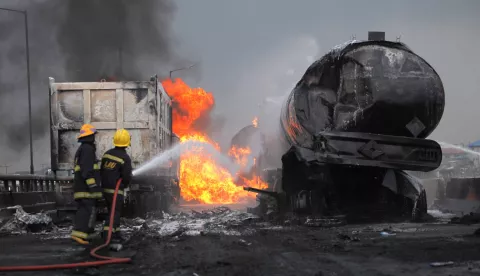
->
<box><xmin>295</xmin><ymin>131</ymin><xmax>442</xmax><ymax>172</ymax></box>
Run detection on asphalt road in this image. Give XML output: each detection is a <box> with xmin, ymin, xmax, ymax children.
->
<box><xmin>1</xmin><ymin>218</ymin><xmax>480</xmax><ymax>276</ymax></box>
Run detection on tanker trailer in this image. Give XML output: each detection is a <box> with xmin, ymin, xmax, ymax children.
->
<box><xmin>244</xmin><ymin>32</ymin><xmax>445</xmax><ymax>221</ymax></box>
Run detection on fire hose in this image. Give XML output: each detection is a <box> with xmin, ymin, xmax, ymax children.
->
<box><xmin>0</xmin><ymin>178</ymin><xmax>132</xmax><ymax>271</ymax></box>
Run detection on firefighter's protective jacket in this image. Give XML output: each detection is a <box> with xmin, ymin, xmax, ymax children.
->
<box><xmin>73</xmin><ymin>135</ymin><xmax>102</xmax><ymax>199</ymax></box>
<box><xmin>100</xmin><ymin>147</ymin><xmax>132</xmax><ymax>195</ymax></box>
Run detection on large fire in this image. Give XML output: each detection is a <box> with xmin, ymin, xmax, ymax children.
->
<box><xmin>161</xmin><ymin>78</ymin><xmax>268</xmax><ymax>204</ymax></box>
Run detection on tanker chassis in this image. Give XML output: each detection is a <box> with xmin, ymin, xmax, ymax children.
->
<box><xmin>48</xmin><ymin>76</ymin><xmax>180</xmax><ymax>217</ymax></box>
<box><xmin>242</xmin><ymin>32</ymin><xmax>445</xmax><ymax>222</ymax></box>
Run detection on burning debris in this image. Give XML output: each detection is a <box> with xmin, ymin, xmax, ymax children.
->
<box><xmin>161</xmin><ymin>78</ymin><xmax>268</xmax><ymax>205</ymax></box>
<box><xmin>252</xmin><ymin>117</ymin><xmax>258</xmax><ymax>128</ymax></box>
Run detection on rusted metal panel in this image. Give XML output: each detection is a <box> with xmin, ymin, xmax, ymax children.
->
<box><xmin>49</xmin><ymin>78</ymin><xmax>59</xmax><ymax>171</ymax></box>
<box><xmin>58</xmin><ymin>130</ymin><xmax>77</xmax><ymax>165</ymax></box>
<box><xmin>91</xmin><ymin>89</ymin><xmax>117</xmax><ymax>122</ymax></box>
<box><xmin>49</xmin><ymin>76</ymin><xmax>172</xmax><ymax>173</ymax></box>
<box><xmin>124</xmin><ymin>89</ymin><xmax>149</xmax><ymax>122</ymax></box>
<box><xmin>58</xmin><ymin>90</ymin><xmax>84</xmax><ymax>122</ymax></box>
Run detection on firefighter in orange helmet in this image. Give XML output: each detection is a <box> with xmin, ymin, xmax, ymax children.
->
<box><xmin>71</xmin><ymin>124</ymin><xmax>103</xmax><ymax>245</ymax></box>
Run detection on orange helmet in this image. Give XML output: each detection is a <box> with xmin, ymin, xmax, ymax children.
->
<box><xmin>78</xmin><ymin>124</ymin><xmax>97</xmax><ymax>139</ymax></box>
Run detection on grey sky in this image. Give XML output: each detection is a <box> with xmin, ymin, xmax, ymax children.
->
<box><xmin>0</xmin><ymin>0</ymin><xmax>479</xmax><ymax>172</ymax></box>
<box><xmin>172</xmin><ymin>0</ymin><xmax>480</xmax><ymax>148</ymax></box>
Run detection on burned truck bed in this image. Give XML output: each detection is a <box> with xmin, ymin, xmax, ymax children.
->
<box><xmin>49</xmin><ymin>76</ymin><xmax>174</xmax><ymax>173</ymax></box>
<box><xmin>0</xmin><ymin>77</ymin><xmax>181</xmax><ymax>217</ymax></box>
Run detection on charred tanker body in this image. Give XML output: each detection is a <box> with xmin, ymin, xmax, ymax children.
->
<box><xmin>243</xmin><ymin>32</ymin><xmax>445</xmax><ymax>221</ymax></box>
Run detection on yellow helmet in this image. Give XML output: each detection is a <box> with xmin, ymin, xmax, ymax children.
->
<box><xmin>78</xmin><ymin>124</ymin><xmax>97</xmax><ymax>139</ymax></box>
<box><xmin>113</xmin><ymin>129</ymin><xmax>131</xmax><ymax>147</ymax></box>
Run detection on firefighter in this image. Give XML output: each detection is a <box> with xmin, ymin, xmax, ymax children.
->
<box><xmin>100</xmin><ymin>129</ymin><xmax>132</xmax><ymax>251</ymax></box>
<box><xmin>71</xmin><ymin>124</ymin><xmax>103</xmax><ymax>245</ymax></box>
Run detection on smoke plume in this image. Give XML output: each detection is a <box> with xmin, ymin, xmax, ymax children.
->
<box><xmin>0</xmin><ymin>0</ymin><xmax>182</xmax><ymax>172</ymax></box>
<box><xmin>57</xmin><ymin>0</ymin><xmax>178</xmax><ymax>81</ymax></box>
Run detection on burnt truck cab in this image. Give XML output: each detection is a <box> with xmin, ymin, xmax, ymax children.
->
<box><xmin>49</xmin><ymin>76</ymin><xmax>179</xmax><ymax>217</ymax></box>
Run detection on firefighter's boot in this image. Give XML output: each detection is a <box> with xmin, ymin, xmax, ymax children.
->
<box><xmin>109</xmin><ymin>242</ymin><xmax>123</xmax><ymax>252</ymax></box>
<box><xmin>109</xmin><ymin>233</ymin><xmax>124</xmax><ymax>251</ymax></box>
<box><xmin>71</xmin><ymin>235</ymin><xmax>89</xmax><ymax>245</ymax></box>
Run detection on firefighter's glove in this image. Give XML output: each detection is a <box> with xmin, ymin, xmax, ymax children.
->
<box><xmin>85</xmin><ymin>179</ymin><xmax>102</xmax><ymax>193</ymax></box>
<box><xmin>85</xmin><ymin>177</ymin><xmax>97</xmax><ymax>187</ymax></box>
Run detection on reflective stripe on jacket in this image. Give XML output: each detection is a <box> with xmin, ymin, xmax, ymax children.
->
<box><xmin>101</xmin><ymin>147</ymin><xmax>133</xmax><ymax>191</ymax></box>
<box><xmin>73</xmin><ymin>139</ymin><xmax>102</xmax><ymax>199</ymax></box>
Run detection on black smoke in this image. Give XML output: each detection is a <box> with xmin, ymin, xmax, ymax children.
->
<box><xmin>0</xmin><ymin>1</ymin><xmax>55</xmax><ymax>152</ymax></box>
<box><xmin>0</xmin><ymin>0</ymin><xmax>182</xmax><ymax>169</ymax></box>
<box><xmin>57</xmin><ymin>0</ymin><xmax>178</xmax><ymax>81</ymax></box>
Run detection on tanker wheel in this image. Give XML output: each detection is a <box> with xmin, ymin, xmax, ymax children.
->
<box><xmin>411</xmin><ymin>190</ymin><xmax>427</xmax><ymax>222</ymax></box>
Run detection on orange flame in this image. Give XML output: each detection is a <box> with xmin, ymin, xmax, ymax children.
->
<box><xmin>162</xmin><ymin>78</ymin><xmax>268</xmax><ymax>204</ymax></box>
<box><xmin>252</xmin><ymin>117</ymin><xmax>258</xmax><ymax>128</ymax></box>
<box><xmin>228</xmin><ymin>146</ymin><xmax>251</xmax><ymax>167</ymax></box>
<box><xmin>161</xmin><ymin>78</ymin><xmax>214</xmax><ymax>138</ymax></box>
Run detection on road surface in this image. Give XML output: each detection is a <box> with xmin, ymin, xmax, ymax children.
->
<box><xmin>0</xmin><ymin>208</ymin><xmax>480</xmax><ymax>276</ymax></box>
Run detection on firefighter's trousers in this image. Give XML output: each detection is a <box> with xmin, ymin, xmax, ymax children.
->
<box><xmin>71</xmin><ymin>198</ymin><xmax>98</xmax><ymax>240</ymax></box>
<box><xmin>103</xmin><ymin>191</ymin><xmax>124</xmax><ymax>242</ymax></box>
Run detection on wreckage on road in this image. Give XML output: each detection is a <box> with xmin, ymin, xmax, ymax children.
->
<box><xmin>241</xmin><ymin>32</ymin><xmax>445</xmax><ymax>221</ymax></box>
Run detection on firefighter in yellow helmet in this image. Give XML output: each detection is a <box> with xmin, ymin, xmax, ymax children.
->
<box><xmin>71</xmin><ymin>124</ymin><xmax>103</xmax><ymax>245</ymax></box>
<box><xmin>100</xmin><ymin>129</ymin><xmax>133</xmax><ymax>251</ymax></box>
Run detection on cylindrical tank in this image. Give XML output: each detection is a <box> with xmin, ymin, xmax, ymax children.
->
<box><xmin>230</xmin><ymin>125</ymin><xmax>261</xmax><ymax>149</ymax></box>
<box><xmin>280</xmin><ymin>40</ymin><xmax>445</xmax><ymax>148</ymax></box>
<box><xmin>229</xmin><ymin>124</ymin><xmax>266</xmax><ymax>175</ymax></box>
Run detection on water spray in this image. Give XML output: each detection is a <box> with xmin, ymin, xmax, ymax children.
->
<box><xmin>132</xmin><ymin>140</ymin><xmax>242</xmax><ymax>177</ymax></box>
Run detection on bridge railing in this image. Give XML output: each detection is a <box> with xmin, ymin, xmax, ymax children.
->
<box><xmin>0</xmin><ymin>174</ymin><xmax>73</xmax><ymax>193</ymax></box>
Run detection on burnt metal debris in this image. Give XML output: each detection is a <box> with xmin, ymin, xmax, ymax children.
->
<box><xmin>431</xmin><ymin>177</ymin><xmax>480</xmax><ymax>216</ymax></box>
<box><xmin>245</xmin><ymin>32</ymin><xmax>445</xmax><ymax>222</ymax></box>
<box><xmin>0</xmin><ymin>206</ymin><xmax>53</xmax><ymax>233</ymax></box>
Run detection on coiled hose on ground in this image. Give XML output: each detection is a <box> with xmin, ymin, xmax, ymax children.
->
<box><xmin>0</xmin><ymin>179</ymin><xmax>132</xmax><ymax>271</ymax></box>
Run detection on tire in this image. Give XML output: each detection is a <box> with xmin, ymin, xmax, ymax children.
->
<box><xmin>411</xmin><ymin>189</ymin><xmax>427</xmax><ymax>222</ymax></box>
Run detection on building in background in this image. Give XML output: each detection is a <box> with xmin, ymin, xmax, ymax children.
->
<box><xmin>469</xmin><ymin>140</ymin><xmax>480</xmax><ymax>153</ymax></box>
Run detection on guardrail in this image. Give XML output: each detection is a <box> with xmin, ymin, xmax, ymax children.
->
<box><xmin>0</xmin><ymin>173</ymin><xmax>180</xmax><ymax>193</ymax></box>
<box><xmin>0</xmin><ymin>174</ymin><xmax>73</xmax><ymax>193</ymax></box>
<box><xmin>0</xmin><ymin>174</ymin><xmax>180</xmax><ymax>216</ymax></box>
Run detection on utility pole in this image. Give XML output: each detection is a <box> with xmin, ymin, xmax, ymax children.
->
<box><xmin>0</xmin><ymin>7</ymin><xmax>34</xmax><ymax>174</ymax></box>
<box><xmin>0</xmin><ymin>165</ymin><xmax>11</xmax><ymax>174</ymax></box>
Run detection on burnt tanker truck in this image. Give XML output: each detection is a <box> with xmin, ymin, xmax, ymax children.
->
<box><xmin>239</xmin><ymin>32</ymin><xmax>445</xmax><ymax>221</ymax></box>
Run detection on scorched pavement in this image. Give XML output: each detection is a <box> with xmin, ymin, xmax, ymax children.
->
<box><xmin>0</xmin><ymin>207</ymin><xmax>480</xmax><ymax>276</ymax></box>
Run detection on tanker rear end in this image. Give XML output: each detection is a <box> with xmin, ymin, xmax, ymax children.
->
<box><xmin>247</xmin><ymin>32</ymin><xmax>445</xmax><ymax>222</ymax></box>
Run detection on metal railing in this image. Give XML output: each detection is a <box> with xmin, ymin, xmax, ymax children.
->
<box><xmin>0</xmin><ymin>174</ymin><xmax>73</xmax><ymax>193</ymax></box>
<box><xmin>0</xmin><ymin>172</ymin><xmax>179</xmax><ymax>193</ymax></box>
